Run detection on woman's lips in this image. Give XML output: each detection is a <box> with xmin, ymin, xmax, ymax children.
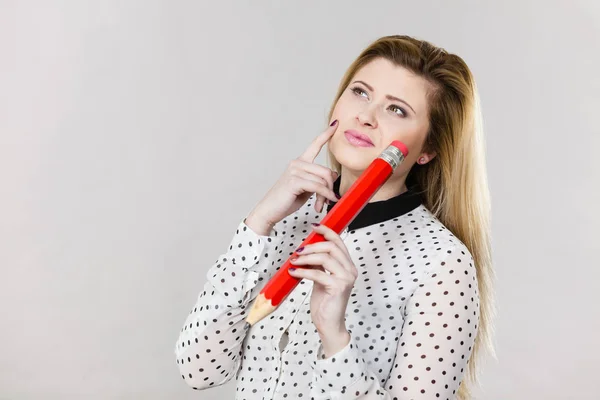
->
<box><xmin>344</xmin><ymin>131</ymin><xmax>374</xmax><ymax>147</ymax></box>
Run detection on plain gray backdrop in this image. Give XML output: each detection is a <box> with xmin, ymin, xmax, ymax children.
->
<box><xmin>1</xmin><ymin>1</ymin><xmax>598</xmax><ymax>399</ymax></box>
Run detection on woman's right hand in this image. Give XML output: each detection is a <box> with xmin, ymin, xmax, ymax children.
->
<box><xmin>247</xmin><ymin>121</ymin><xmax>340</xmax><ymax>232</ymax></box>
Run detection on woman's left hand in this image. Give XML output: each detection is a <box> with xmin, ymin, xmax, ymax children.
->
<box><xmin>288</xmin><ymin>223</ymin><xmax>358</xmax><ymax>344</ymax></box>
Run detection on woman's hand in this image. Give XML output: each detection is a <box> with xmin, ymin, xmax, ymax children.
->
<box><xmin>288</xmin><ymin>223</ymin><xmax>357</xmax><ymax>356</ymax></box>
<box><xmin>246</xmin><ymin>121</ymin><xmax>340</xmax><ymax>234</ymax></box>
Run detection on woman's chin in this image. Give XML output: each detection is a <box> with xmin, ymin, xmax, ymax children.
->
<box><xmin>335</xmin><ymin>152</ymin><xmax>372</xmax><ymax>173</ymax></box>
<box><xmin>330</xmin><ymin>140</ymin><xmax>377</xmax><ymax>171</ymax></box>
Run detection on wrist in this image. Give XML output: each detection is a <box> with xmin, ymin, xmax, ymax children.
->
<box><xmin>319</xmin><ymin>329</ymin><xmax>351</xmax><ymax>359</ymax></box>
<box><xmin>245</xmin><ymin>209</ymin><xmax>275</xmax><ymax>236</ymax></box>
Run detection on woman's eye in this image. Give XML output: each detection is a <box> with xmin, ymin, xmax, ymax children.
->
<box><xmin>388</xmin><ymin>104</ymin><xmax>406</xmax><ymax>117</ymax></box>
<box><xmin>351</xmin><ymin>87</ymin><xmax>368</xmax><ymax>98</ymax></box>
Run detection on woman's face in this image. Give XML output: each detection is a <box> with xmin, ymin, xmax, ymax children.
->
<box><xmin>329</xmin><ymin>57</ymin><xmax>435</xmax><ymax>177</ymax></box>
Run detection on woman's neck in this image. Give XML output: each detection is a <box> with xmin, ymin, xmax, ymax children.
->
<box><xmin>339</xmin><ymin>167</ymin><xmax>408</xmax><ymax>203</ymax></box>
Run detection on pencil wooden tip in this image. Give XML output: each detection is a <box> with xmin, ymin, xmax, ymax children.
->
<box><xmin>245</xmin><ymin>293</ymin><xmax>277</xmax><ymax>326</ymax></box>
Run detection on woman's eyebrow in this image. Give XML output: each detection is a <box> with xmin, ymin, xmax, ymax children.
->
<box><xmin>352</xmin><ymin>80</ymin><xmax>416</xmax><ymax>115</ymax></box>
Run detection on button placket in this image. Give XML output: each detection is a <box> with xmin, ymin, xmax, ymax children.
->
<box><xmin>276</xmin><ymin>287</ymin><xmax>304</xmax><ymax>354</ymax></box>
<box><xmin>340</xmin><ymin>227</ymin><xmax>349</xmax><ymax>240</ymax></box>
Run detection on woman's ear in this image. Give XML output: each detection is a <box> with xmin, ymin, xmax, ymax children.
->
<box><xmin>417</xmin><ymin>152</ymin><xmax>436</xmax><ymax>165</ymax></box>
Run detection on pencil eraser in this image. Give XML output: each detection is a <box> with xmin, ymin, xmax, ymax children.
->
<box><xmin>391</xmin><ymin>140</ymin><xmax>409</xmax><ymax>157</ymax></box>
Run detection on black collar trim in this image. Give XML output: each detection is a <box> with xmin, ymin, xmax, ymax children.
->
<box><xmin>325</xmin><ymin>175</ymin><xmax>423</xmax><ymax>231</ymax></box>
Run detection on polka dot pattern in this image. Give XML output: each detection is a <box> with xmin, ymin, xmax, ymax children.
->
<box><xmin>175</xmin><ymin>193</ymin><xmax>480</xmax><ymax>399</ymax></box>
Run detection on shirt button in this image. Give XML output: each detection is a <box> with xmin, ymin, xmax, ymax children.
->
<box><xmin>341</xmin><ymin>228</ymin><xmax>349</xmax><ymax>240</ymax></box>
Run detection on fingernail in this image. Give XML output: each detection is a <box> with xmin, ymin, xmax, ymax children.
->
<box><xmin>312</xmin><ymin>222</ymin><xmax>320</xmax><ymax>227</ymax></box>
<box><xmin>289</xmin><ymin>268</ymin><xmax>296</xmax><ymax>272</ymax></box>
<box><xmin>291</xmin><ymin>257</ymin><xmax>298</xmax><ymax>262</ymax></box>
<box><xmin>330</xmin><ymin>119</ymin><xmax>338</xmax><ymax>127</ymax></box>
<box><xmin>336</xmin><ymin>194</ymin><xmax>341</xmax><ymax>199</ymax></box>
<box><xmin>296</xmin><ymin>247</ymin><xmax>304</xmax><ymax>253</ymax></box>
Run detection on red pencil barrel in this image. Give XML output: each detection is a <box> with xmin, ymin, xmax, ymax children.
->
<box><xmin>259</xmin><ymin>158</ymin><xmax>394</xmax><ymax>307</ymax></box>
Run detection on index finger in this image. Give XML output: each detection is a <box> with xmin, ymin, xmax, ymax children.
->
<box><xmin>298</xmin><ymin>120</ymin><xmax>338</xmax><ymax>163</ymax></box>
<box><xmin>311</xmin><ymin>223</ymin><xmax>351</xmax><ymax>259</ymax></box>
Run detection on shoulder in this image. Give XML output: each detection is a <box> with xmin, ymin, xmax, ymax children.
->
<box><xmin>401</xmin><ymin>207</ymin><xmax>480</xmax><ymax>327</ymax></box>
<box><xmin>405</xmin><ymin>204</ymin><xmax>473</xmax><ymax>263</ymax></box>
<box><xmin>403</xmin><ymin>205</ymin><xmax>478</xmax><ymax>291</ymax></box>
<box><xmin>410</xmin><ymin>205</ymin><xmax>469</xmax><ymax>249</ymax></box>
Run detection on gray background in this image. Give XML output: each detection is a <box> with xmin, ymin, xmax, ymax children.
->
<box><xmin>1</xmin><ymin>1</ymin><xmax>598</xmax><ymax>399</ymax></box>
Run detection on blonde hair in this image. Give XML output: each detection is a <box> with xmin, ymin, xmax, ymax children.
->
<box><xmin>325</xmin><ymin>35</ymin><xmax>496</xmax><ymax>399</ymax></box>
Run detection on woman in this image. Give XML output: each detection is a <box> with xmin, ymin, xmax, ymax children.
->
<box><xmin>175</xmin><ymin>34</ymin><xmax>495</xmax><ymax>400</ymax></box>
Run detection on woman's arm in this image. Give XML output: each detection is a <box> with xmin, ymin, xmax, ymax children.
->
<box><xmin>174</xmin><ymin>216</ymin><xmax>284</xmax><ymax>390</ymax></box>
<box><xmin>308</xmin><ymin>246</ymin><xmax>480</xmax><ymax>399</ymax></box>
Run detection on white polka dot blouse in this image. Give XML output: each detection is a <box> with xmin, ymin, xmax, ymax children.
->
<box><xmin>175</xmin><ymin>176</ymin><xmax>480</xmax><ymax>399</ymax></box>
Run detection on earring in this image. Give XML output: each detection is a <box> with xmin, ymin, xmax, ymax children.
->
<box><xmin>418</xmin><ymin>157</ymin><xmax>426</xmax><ymax>164</ymax></box>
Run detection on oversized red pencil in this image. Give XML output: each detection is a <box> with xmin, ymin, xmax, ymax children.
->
<box><xmin>245</xmin><ymin>140</ymin><xmax>409</xmax><ymax>326</ymax></box>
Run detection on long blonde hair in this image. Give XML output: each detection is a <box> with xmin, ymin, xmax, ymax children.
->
<box><xmin>325</xmin><ymin>35</ymin><xmax>496</xmax><ymax>399</ymax></box>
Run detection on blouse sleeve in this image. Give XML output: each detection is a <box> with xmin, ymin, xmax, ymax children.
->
<box><xmin>174</xmin><ymin>217</ymin><xmax>284</xmax><ymax>390</ymax></box>
<box><xmin>309</xmin><ymin>248</ymin><xmax>480</xmax><ymax>399</ymax></box>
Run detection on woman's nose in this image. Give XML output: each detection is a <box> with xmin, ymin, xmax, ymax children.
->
<box><xmin>356</xmin><ymin>109</ymin><xmax>377</xmax><ymax>128</ymax></box>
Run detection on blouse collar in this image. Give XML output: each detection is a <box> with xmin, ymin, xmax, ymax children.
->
<box><xmin>325</xmin><ymin>175</ymin><xmax>423</xmax><ymax>231</ymax></box>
